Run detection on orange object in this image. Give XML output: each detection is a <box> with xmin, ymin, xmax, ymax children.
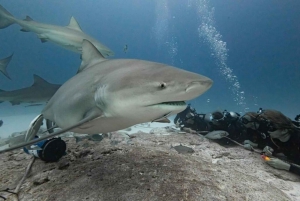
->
<box><xmin>261</xmin><ymin>155</ymin><xmax>270</xmax><ymax>161</ymax></box>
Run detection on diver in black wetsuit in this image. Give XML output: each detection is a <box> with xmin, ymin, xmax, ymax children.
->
<box><xmin>240</xmin><ymin>109</ymin><xmax>300</xmax><ymax>175</ymax></box>
<box><xmin>174</xmin><ymin>104</ymin><xmax>208</xmax><ymax>132</ymax></box>
<box><xmin>175</xmin><ymin>107</ymin><xmax>243</xmax><ymax>146</ymax></box>
<box><xmin>203</xmin><ymin>110</ymin><xmax>244</xmax><ymax>146</ymax></box>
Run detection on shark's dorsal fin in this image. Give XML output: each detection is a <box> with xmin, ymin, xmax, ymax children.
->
<box><xmin>32</xmin><ymin>74</ymin><xmax>50</xmax><ymax>86</ymax></box>
<box><xmin>24</xmin><ymin>16</ymin><xmax>33</xmax><ymax>21</ymax></box>
<box><xmin>78</xmin><ymin>39</ymin><xmax>107</xmax><ymax>72</ymax></box>
<box><xmin>67</xmin><ymin>16</ymin><xmax>83</xmax><ymax>32</ymax></box>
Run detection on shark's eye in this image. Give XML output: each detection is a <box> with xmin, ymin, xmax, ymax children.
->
<box><xmin>160</xmin><ymin>82</ymin><xmax>167</xmax><ymax>89</ymax></box>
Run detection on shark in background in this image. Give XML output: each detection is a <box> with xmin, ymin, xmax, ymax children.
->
<box><xmin>0</xmin><ymin>74</ymin><xmax>61</xmax><ymax>105</ymax></box>
<box><xmin>0</xmin><ymin>54</ymin><xmax>13</xmax><ymax>80</ymax></box>
<box><xmin>0</xmin><ymin>4</ymin><xmax>114</xmax><ymax>57</ymax></box>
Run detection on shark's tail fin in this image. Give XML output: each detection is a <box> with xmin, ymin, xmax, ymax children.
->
<box><xmin>0</xmin><ymin>53</ymin><xmax>13</xmax><ymax>80</ymax></box>
<box><xmin>0</xmin><ymin>5</ymin><xmax>15</xmax><ymax>29</ymax></box>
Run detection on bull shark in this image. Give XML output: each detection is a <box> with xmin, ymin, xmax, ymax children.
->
<box><xmin>0</xmin><ymin>54</ymin><xmax>13</xmax><ymax>79</ymax></box>
<box><xmin>0</xmin><ymin>39</ymin><xmax>213</xmax><ymax>153</ymax></box>
<box><xmin>0</xmin><ymin>74</ymin><xmax>61</xmax><ymax>105</ymax></box>
<box><xmin>0</xmin><ymin>4</ymin><xmax>114</xmax><ymax>57</ymax></box>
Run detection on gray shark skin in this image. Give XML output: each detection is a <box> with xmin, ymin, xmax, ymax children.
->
<box><xmin>0</xmin><ymin>39</ymin><xmax>212</xmax><ymax>153</ymax></box>
<box><xmin>0</xmin><ymin>54</ymin><xmax>13</xmax><ymax>80</ymax></box>
<box><xmin>0</xmin><ymin>5</ymin><xmax>114</xmax><ymax>57</ymax></box>
<box><xmin>42</xmin><ymin>40</ymin><xmax>213</xmax><ymax>134</ymax></box>
<box><xmin>0</xmin><ymin>74</ymin><xmax>61</xmax><ymax>105</ymax></box>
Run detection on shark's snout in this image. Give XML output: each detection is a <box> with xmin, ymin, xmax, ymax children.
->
<box><xmin>186</xmin><ymin>78</ymin><xmax>213</xmax><ymax>93</ymax></box>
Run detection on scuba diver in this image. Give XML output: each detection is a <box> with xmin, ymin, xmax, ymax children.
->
<box><xmin>240</xmin><ymin>109</ymin><xmax>300</xmax><ymax>175</ymax></box>
<box><xmin>174</xmin><ymin>104</ymin><xmax>208</xmax><ymax>132</ymax></box>
<box><xmin>203</xmin><ymin>110</ymin><xmax>243</xmax><ymax>146</ymax></box>
<box><xmin>174</xmin><ymin>105</ymin><xmax>243</xmax><ymax>146</ymax></box>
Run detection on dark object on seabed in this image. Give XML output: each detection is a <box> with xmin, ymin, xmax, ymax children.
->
<box><xmin>0</xmin><ymin>119</ymin><xmax>2</xmax><ymax>127</ymax></box>
<box><xmin>171</xmin><ymin>144</ymin><xmax>195</xmax><ymax>154</ymax></box>
<box><xmin>75</xmin><ymin>134</ymin><xmax>104</xmax><ymax>143</ymax></box>
<box><xmin>23</xmin><ymin>137</ymin><xmax>66</xmax><ymax>162</ymax></box>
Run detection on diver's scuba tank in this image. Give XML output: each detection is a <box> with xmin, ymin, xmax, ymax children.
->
<box><xmin>23</xmin><ymin>137</ymin><xmax>66</xmax><ymax>162</ymax></box>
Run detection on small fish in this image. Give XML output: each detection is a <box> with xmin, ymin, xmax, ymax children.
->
<box><xmin>204</xmin><ymin>130</ymin><xmax>229</xmax><ymax>140</ymax></box>
<box><xmin>171</xmin><ymin>144</ymin><xmax>194</xmax><ymax>154</ymax></box>
<box><xmin>123</xmin><ymin>44</ymin><xmax>128</xmax><ymax>53</ymax></box>
<box><xmin>0</xmin><ymin>119</ymin><xmax>3</xmax><ymax>127</ymax></box>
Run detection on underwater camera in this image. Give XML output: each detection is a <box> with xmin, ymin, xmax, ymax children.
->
<box><xmin>23</xmin><ymin>137</ymin><xmax>66</xmax><ymax>162</ymax></box>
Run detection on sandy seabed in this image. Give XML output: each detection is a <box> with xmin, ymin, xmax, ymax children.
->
<box><xmin>0</xmin><ymin>108</ymin><xmax>299</xmax><ymax>201</ymax></box>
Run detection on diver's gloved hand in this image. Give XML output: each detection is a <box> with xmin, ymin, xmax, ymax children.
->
<box><xmin>244</xmin><ymin>140</ymin><xmax>258</xmax><ymax>147</ymax></box>
<box><xmin>265</xmin><ymin>158</ymin><xmax>290</xmax><ymax>171</ymax></box>
<box><xmin>263</xmin><ymin>146</ymin><xmax>274</xmax><ymax>157</ymax></box>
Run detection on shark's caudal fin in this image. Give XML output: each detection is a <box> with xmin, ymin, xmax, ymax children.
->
<box><xmin>0</xmin><ymin>53</ymin><xmax>13</xmax><ymax>80</ymax></box>
<box><xmin>0</xmin><ymin>4</ymin><xmax>15</xmax><ymax>29</ymax></box>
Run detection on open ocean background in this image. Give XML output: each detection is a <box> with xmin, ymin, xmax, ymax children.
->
<box><xmin>0</xmin><ymin>0</ymin><xmax>299</xmax><ymax>137</ymax></box>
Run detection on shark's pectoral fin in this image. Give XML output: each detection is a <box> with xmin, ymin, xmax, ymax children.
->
<box><xmin>20</xmin><ymin>17</ymin><xmax>33</xmax><ymax>32</ymax></box>
<box><xmin>0</xmin><ymin>110</ymin><xmax>103</xmax><ymax>154</ymax></box>
<box><xmin>37</xmin><ymin>34</ymin><xmax>48</xmax><ymax>43</ymax></box>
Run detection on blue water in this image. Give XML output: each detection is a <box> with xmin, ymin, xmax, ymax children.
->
<box><xmin>0</xmin><ymin>0</ymin><xmax>299</xmax><ymax>123</ymax></box>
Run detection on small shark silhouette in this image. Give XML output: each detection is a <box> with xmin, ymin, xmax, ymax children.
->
<box><xmin>0</xmin><ymin>74</ymin><xmax>61</xmax><ymax>105</ymax></box>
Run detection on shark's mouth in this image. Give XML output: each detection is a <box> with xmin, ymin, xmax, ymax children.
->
<box><xmin>157</xmin><ymin>101</ymin><xmax>186</xmax><ymax>106</ymax></box>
